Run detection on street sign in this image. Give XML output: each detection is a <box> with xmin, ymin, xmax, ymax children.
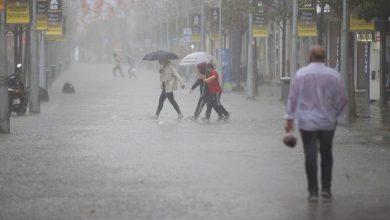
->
<box><xmin>183</xmin><ymin>28</ymin><xmax>192</xmax><ymax>35</ymax></box>
<box><xmin>350</xmin><ymin>12</ymin><xmax>374</xmax><ymax>31</ymax></box>
<box><xmin>6</xmin><ymin>0</ymin><xmax>30</xmax><ymax>24</ymax></box>
<box><xmin>210</xmin><ymin>8</ymin><xmax>220</xmax><ymax>41</ymax></box>
<box><xmin>47</xmin><ymin>0</ymin><xmax>63</xmax><ymax>36</ymax></box>
<box><xmin>298</xmin><ymin>2</ymin><xmax>317</xmax><ymax>37</ymax></box>
<box><xmin>36</xmin><ymin>0</ymin><xmax>48</xmax><ymax>31</ymax></box>
<box><xmin>191</xmin><ymin>14</ymin><xmax>201</xmax><ymax>42</ymax></box>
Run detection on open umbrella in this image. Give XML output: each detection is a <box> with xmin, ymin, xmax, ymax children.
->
<box><xmin>179</xmin><ymin>52</ymin><xmax>215</xmax><ymax>66</ymax></box>
<box><xmin>142</xmin><ymin>50</ymin><xmax>179</xmax><ymax>61</ymax></box>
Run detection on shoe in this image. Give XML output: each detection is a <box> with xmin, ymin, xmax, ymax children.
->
<box><xmin>152</xmin><ymin>115</ymin><xmax>158</xmax><ymax>120</ymax></box>
<box><xmin>201</xmin><ymin>117</ymin><xmax>210</xmax><ymax>123</ymax></box>
<box><xmin>308</xmin><ymin>193</ymin><xmax>319</xmax><ymax>202</ymax></box>
<box><xmin>188</xmin><ymin>116</ymin><xmax>198</xmax><ymax>121</ymax></box>
<box><xmin>321</xmin><ymin>190</ymin><xmax>332</xmax><ymax>200</ymax></box>
<box><xmin>178</xmin><ymin>114</ymin><xmax>184</xmax><ymax>120</ymax></box>
<box><xmin>217</xmin><ymin>115</ymin><xmax>224</xmax><ymax>121</ymax></box>
<box><xmin>224</xmin><ymin>113</ymin><xmax>230</xmax><ymax>121</ymax></box>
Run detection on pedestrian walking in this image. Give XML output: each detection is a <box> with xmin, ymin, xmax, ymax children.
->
<box><xmin>112</xmin><ymin>52</ymin><xmax>124</xmax><ymax>77</ymax></box>
<box><xmin>284</xmin><ymin>45</ymin><xmax>348</xmax><ymax>202</ymax></box>
<box><xmin>188</xmin><ymin>62</ymin><xmax>212</xmax><ymax>121</ymax></box>
<box><xmin>155</xmin><ymin>59</ymin><xmax>185</xmax><ymax>120</ymax></box>
<box><xmin>202</xmin><ymin>64</ymin><xmax>224</xmax><ymax>123</ymax></box>
<box><xmin>207</xmin><ymin>63</ymin><xmax>230</xmax><ymax>121</ymax></box>
<box><xmin>126</xmin><ymin>55</ymin><xmax>136</xmax><ymax>79</ymax></box>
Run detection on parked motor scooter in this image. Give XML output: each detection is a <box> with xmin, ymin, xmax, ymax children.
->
<box><xmin>8</xmin><ymin>64</ymin><xmax>29</xmax><ymax>116</ymax></box>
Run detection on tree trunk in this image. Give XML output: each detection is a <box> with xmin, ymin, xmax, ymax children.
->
<box><xmin>254</xmin><ymin>39</ymin><xmax>259</xmax><ymax>96</ymax></box>
<box><xmin>231</xmin><ymin>28</ymin><xmax>243</xmax><ymax>90</ymax></box>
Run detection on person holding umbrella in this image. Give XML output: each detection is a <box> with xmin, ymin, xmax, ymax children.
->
<box><xmin>155</xmin><ymin>59</ymin><xmax>185</xmax><ymax>120</ymax></box>
<box><xmin>142</xmin><ymin>50</ymin><xmax>185</xmax><ymax>120</ymax></box>
<box><xmin>188</xmin><ymin>62</ymin><xmax>224</xmax><ymax>121</ymax></box>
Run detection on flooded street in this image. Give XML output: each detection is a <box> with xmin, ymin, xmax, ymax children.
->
<box><xmin>0</xmin><ymin>63</ymin><xmax>389</xmax><ymax>220</ymax></box>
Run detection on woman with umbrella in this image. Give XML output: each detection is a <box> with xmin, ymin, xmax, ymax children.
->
<box><xmin>155</xmin><ymin>59</ymin><xmax>185</xmax><ymax>120</ymax></box>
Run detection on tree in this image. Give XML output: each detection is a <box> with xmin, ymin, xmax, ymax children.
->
<box><xmin>222</xmin><ymin>0</ymin><xmax>250</xmax><ymax>91</ymax></box>
<box><xmin>261</xmin><ymin>0</ymin><xmax>292</xmax><ymax>78</ymax></box>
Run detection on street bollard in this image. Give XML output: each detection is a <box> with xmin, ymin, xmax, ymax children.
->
<box><xmin>51</xmin><ymin>65</ymin><xmax>56</xmax><ymax>82</ymax></box>
<box><xmin>280</xmin><ymin>77</ymin><xmax>291</xmax><ymax>105</ymax></box>
<box><xmin>45</xmin><ymin>69</ymin><xmax>50</xmax><ymax>88</ymax></box>
<box><xmin>58</xmin><ymin>62</ymin><xmax>63</xmax><ymax>75</ymax></box>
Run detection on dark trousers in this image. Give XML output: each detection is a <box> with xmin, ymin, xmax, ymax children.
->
<box><xmin>205</xmin><ymin>93</ymin><xmax>222</xmax><ymax>119</ymax></box>
<box><xmin>194</xmin><ymin>96</ymin><xmax>207</xmax><ymax>118</ymax></box>
<box><xmin>156</xmin><ymin>89</ymin><xmax>181</xmax><ymax>116</ymax></box>
<box><xmin>300</xmin><ymin>129</ymin><xmax>335</xmax><ymax>194</ymax></box>
<box><xmin>217</xmin><ymin>92</ymin><xmax>229</xmax><ymax>117</ymax></box>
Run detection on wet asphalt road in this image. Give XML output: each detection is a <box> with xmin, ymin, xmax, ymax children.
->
<box><xmin>0</xmin><ymin>63</ymin><xmax>389</xmax><ymax>220</ymax></box>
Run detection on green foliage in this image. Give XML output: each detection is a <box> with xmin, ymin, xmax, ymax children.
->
<box><xmin>354</xmin><ymin>0</ymin><xmax>390</xmax><ymax>21</ymax></box>
<box><xmin>222</xmin><ymin>0</ymin><xmax>250</xmax><ymax>32</ymax></box>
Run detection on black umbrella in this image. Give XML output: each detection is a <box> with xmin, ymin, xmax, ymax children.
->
<box><xmin>142</xmin><ymin>50</ymin><xmax>179</xmax><ymax>61</ymax></box>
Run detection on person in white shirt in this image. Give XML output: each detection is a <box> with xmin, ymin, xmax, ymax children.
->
<box><xmin>155</xmin><ymin>59</ymin><xmax>185</xmax><ymax>120</ymax></box>
<box><xmin>285</xmin><ymin>45</ymin><xmax>348</xmax><ymax>202</ymax></box>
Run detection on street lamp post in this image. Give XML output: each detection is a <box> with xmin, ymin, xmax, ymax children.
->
<box><xmin>247</xmin><ymin>0</ymin><xmax>255</xmax><ymax>99</ymax></box>
<box><xmin>29</xmin><ymin>0</ymin><xmax>40</xmax><ymax>113</ymax></box>
<box><xmin>291</xmin><ymin>0</ymin><xmax>298</xmax><ymax>78</ymax></box>
<box><xmin>200</xmin><ymin>0</ymin><xmax>205</xmax><ymax>51</ymax></box>
<box><xmin>217</xmin><ymin>0</ymin><xmax>223</xmax><ymax>86</ymax></box>
<box><xmin>0</xmin><ymin>9</ymin><xmax>10</xmax><ymax>133</ymax></box>
<box><xmin>341</xmin><ymin>0</ymin><xmax>350</xmax><ymax>124</ymax></box>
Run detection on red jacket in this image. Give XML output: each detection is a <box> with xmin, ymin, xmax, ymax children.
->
<box><xmin>206</xmin><ymin>70</ymin><xmax>222</xmax><ymax>93</ymax></box>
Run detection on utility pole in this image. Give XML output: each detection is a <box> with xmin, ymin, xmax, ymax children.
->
<box><xmin>247</xmin><ymin>1</ymin><xmax>255</xmax><ymax>99</ymax></box>
<box><xmin>200</xmin><ymin>0</ymin><xmax>205</xmax><ymax>51</ymax></box>
<box><xmin>217</xmin><ymin>0</ymin><xmax>223</xmax><ymax>86</ymax></box>
<box><xmin>291</xmin><ymin>0</ymin><xmax>298</xmax><ymax>78</ymax></box>
<box><xmin>341</xmin><ymin>0</ymin><xmax>350</xmax><ymax>125</ymax></box>
<box><xmin>39</xmin><ymin>32</ymin><xmax>46</xmax><ymax>89</ymax></box>
<box><xmin>0</xmin><ymin>7</ymin><xmax>10</xmax><ymax>133</ymax></box>
<box><xmin>29</xmin><ymin>0</ymin><xmax>40</xmax><ymax>113</ymax></box>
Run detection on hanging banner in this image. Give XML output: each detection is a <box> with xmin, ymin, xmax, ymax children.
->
<box><xmin>0</xmin><ymin>0</ymin><xmax>4</xmax><ymax>11</ymax></box>
<box><xmin>210</xmin><ymin>8</ymin><xmax>219</xmax><ymax>41</ymax></box>
<box><xmin>298</xmin><ymin>2</ymin><xmax>317</xmax><ymax>37</ymax></box>
<box><xmin>349</xmin><ymin>12</ymin><xmax>374</xmax><ymax>31</ymax></box>
<box><xmin>37</xmin><ymin>0</ymin><xmax>48</xmax><ymax>31</ymax></box>
<box><xmin>191</xmin><ymin>13</ymin><xmax>201</xmax><ymax>42</ymax></box>
<box><xmin>253</xmin><ymin>13</ymin><xmax>268</xmax><ymax>37</ymax></box>
<box><xmin>6</xmin><ymin>0</ymin><xmax>30</xmax><ymax>24</ymax></box>
<box><xmin>46</xmin><ymin>0</ymin><xmax>62</xmax><ymax>36</ymax></box>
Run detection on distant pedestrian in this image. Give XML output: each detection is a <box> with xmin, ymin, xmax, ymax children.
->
<box><xmin>285</xmin><ymin>45</ymin><xmax>348</xmax><ymax>202</ymax></box>
<box><xmin>155</xmin><ymin>59</ymin><xmax>185</xmax><ymax>120</ymax></box>
<box><xmin>112</xmin><ymin>52</ymin><xmax>124</xmax><ymax>77</ymax></box>
<box><xmin>126</xmin><ymin>55</ymin><xmax>136</xmax><ymax>79</ymax></box>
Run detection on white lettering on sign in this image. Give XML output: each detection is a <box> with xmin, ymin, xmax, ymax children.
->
<box><xmin>50</xmin><ymin>0</ymin><xmax>59</xmax><ymax>10</ymax></box>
